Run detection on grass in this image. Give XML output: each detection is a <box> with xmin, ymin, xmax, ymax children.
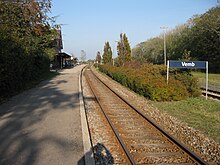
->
<box><xmin>191</xmin><ymin>71</ymin><xmax>220</xmax><ymax>86</ymax></box>
<box><xmin>151</xmin><ymin>97</ymin><xmax>220</xmax><ymax>143</ymax></box>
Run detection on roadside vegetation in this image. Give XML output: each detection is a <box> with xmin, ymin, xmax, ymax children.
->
<box><xmin>99</xmin><ymin>63</ymin><xmax>200</xmax><ymax>101</ymax></box>
<box><xmin>0</xmin><ymin>0</ymin><xmax>58</xmax><ymax>101</ymax></box>
<box><xmin>151</xmin><ymin>97</ymin><xmax>220</xmax><ymax>142</ymax></box>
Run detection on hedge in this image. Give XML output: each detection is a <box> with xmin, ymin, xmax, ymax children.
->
<box><xmin>99</xmin><ymin>64</ymin><xmax>200</xmax><ymax>101</ymax></box>
<box><xmin>0</xmin><ymin>32</ymin><xmax>50</xmax><ymax>100</ymax></box>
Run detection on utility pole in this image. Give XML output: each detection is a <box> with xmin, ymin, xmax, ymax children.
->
<box><xmin>80</xmin><ymin>50</ymin><xmax>86</xmax><ymax>63</ymax></box>
<box><xmin>160</xmin><ymin>26</ymin><xmax>168</xmax><ymax>65</ymax></box>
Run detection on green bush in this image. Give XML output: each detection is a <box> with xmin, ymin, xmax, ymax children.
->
<box><xmin>99</xmin><ymin>64</ymin><xmax>200</xmax><ymax>101</ymax></box>
<box><xmin>0</xmin><ymin>32</ymin><xmax>50</xmax><ymax>99</ymax></box>
<box><xmin>0</xmin><ymin>1</ymin><xmax>55</xmax><ymax>101</ymax></box>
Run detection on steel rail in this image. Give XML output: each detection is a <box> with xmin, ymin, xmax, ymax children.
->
<box><xmin>201</xmin><ymin>87</ymin><xmax>220</xmax><ymax>95</ymax></box>
<box><xmin>90</xmin><ymin>67</ymin><xmax>208</xmax><ymax>165</ymax></box>
<box><xmin>201</xmin><ymin>87</ymin><xmax>220</xmax><ymax>100</ymax></box>
<box><xmin>84</xmin><ymin>68</ymin><xmax>136</xmax><ymax>165</ymax></box>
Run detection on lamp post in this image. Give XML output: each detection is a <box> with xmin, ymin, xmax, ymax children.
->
<box><xmin>114</xmin><ymin>40</ymin><xmax>120</xmax><ymax>66</ymax></box>
<box><xmin>115</xmin><ymin>40</ymin><xmax>119</xmax><ymax>55</ymax></box>
<box><xmin>160</xmin><ymin>26</ymin><xmax>168</xmax><ymax>65</ymax></box>
<box><xmin>81</xmin><ymin>50</ymin><xmax>86</xmax><ymax>63</ymax></box>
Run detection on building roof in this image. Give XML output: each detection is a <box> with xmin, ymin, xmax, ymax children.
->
<box><xmin>55</xmin><ymin>30</ymin><xmax>63</xmax><ymax>50</ymax></box>
<box><xmin>58</xmin><ymin>52</ymin><xmax>71</xmax><ymax>58</ymax></box>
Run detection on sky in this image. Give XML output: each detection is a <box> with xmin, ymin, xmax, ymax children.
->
<box><xmin>50</xmin><ymin>0</ymin><xmax>218</xmax><ymax>60</ymax></box>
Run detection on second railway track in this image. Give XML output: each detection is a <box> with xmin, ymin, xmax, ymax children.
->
<box><xmin>201</xmin><ymin>87</ymin><xmax>220</xmax><ymax>100</ymax></box>
<box><xmin>83</xmin><ymin>66</ymin><xmax>208</xmax><ymax>164</ymax></box>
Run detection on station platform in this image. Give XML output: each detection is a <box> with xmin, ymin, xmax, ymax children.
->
<box><xmin>0</xmin><ymin>65</ymin><xmax>94</xmax><ymax>165</ymax></box>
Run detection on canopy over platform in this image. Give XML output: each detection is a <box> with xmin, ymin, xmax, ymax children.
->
<box><xmin>54</xmin><ymin>52</ymin><xmax>72</xmax><ymax>69</ymax></box>
<box><xmin>58</xmin><ymin>52</ymin><xmax>71</xmax><ymax>58</ymax></box>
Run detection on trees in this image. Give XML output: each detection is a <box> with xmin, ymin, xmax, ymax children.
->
<box><xmin>0</xmin><ymin>0</ymin><xmax>53</xmax><ymax>38</ymax></box>
<box><xmin>80</xmin><ymin>50</ymin><xmax>87</xmax><ymax>62</ymax></box>
<box><xmin>0</xmin><ymin>0</ymin><xmax>55</xmax><ymax>58</ymax></box>
<box><xmin>132</xmin><ymin>37</ymin><xmax>163</xmax><ymax>64</ymax></box>
<box><xmin>0</xmin><ymin>0</ymin><xmax>57</xmax><ymax>99</ymax></box>
<box><xmin>102</xmin><ymin>42</ymin><xmax>112</xmax><ymax>64</ymax></box>
<box><xmin>96</xmin><ymin>51</ymin><xmax>102</xmax><ymax>64</ymax></box>
<box><xmin>165</xmin><ymin>24</ymin><xmax>192</xmax><ymax>61</ymax></box>
<box><xmin>132</xmin><ymin>6</ymin><xmax>220</xmax><ymax>73</ymax></box>
<box><xmin>132</xmin><ymin>25</ymin><xmax>193</xmax><ymax>65</ymax></box>
<box><xmin>117</xmin><ymin>33</ymin><xmax>131</xmax><ymax>66</ymax></box>
<box><xmin>188</xmin><ymin>7</ymin><xmax>220</xmax><ymax>72</ymax></box>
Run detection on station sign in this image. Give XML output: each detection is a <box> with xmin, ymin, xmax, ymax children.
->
<box><xmin>167</xmin><ymin>60</ymin><xmax>208</xmax><ymax>100</ymax></box>
<box><xmin>169</xmin><ymin>60</ymin><xmax>206</xmax><ymax>69</ymax></box>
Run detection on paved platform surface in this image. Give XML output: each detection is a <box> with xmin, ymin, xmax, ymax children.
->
<box><xmin>0</xmin><ymin>65</ymin><xmax>88</xmax><ymax>165</ymax></box>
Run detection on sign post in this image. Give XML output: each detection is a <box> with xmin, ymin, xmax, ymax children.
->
<box><xmin>205</xmin><ymin>61</ymin><xmax>208</xmax><ymax>100</ymax></box>
<box><xmin>167</xmin><ymin>60</ymin><xmax>208</xmax><ymax>100</ymax></box>
<box><xmin>167</xmin><ymin>60</ymin><xmax>169</xmax><ymax>84</ymax></box>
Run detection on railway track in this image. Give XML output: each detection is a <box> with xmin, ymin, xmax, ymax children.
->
<box><xmin>83</xmin><ymin>66</ymin><xmax>208</xmax><ymax>164</ymax></box>
<box><xmin>201</xmin><ymin>87</ymin><xmax>220</xmax><ymax>100</ymax></box>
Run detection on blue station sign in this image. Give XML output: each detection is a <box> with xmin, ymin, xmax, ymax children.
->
<box><xmin>167</xmin><ymin>60</ymin><xmax>209</xmax><ymax>100</ymax></box>
<box><xmin>169</xmin><ymin>60</ymin><xmax>206</xmax><ymax>69</ymax></box>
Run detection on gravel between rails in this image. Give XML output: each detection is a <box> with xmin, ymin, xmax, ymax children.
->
<box><xmin>90</xmin><ymin>67</ymin><xmax>220</xmax><ymax>164</ymax></box>
<box><xmin>82</xmin><ymin>70</ymin><xmax>130</xmax><ymax>164</ymax></box>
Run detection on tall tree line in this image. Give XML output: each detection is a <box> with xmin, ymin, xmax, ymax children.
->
<box><xmin>96</xmin><ymin>51</ymin><xmax>101</xmax><ymax>64</ymax></box>
<box><xmin>117</xmin><ymin>33</ymin><xmax>131</xmax><ymax>66</ymax></box>
<box><xmin>98</xmin><ymin>33</ymin><xmax>131</xmax><ymax>66</ymax></box>
<box><xmin>132</xmin><ymin>6</ymin><xmax>220</xmax><ymax>73</ymax></box>
<box><xmin>102</xmin><ymin>41</ymin><xmax>112</xmax><ymax>64</ymax></box>
<box><xmin>0</xmin><ymin>0</ymin><xmax>57</xmax><ymax>98</ymax></box>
